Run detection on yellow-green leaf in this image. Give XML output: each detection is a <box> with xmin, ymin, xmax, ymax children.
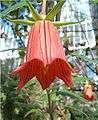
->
<box><xmin>0</xmin><ymin>1</ymin><xmax>27</xmax><ymax>18</ymax></box>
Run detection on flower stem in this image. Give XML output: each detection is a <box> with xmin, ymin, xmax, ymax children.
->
<box><xmin>46</xmin><ymin>89</ymin><xmax>54</xmax><ymax>120</ymax></box>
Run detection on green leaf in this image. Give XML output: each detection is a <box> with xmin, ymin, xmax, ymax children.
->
<box><xmin>18</xmin><ymin>50</ymin><xmax>25</xmax><ymax>59</ymax></box>
<box><xmin>53</xmin><ymin>21</ymin><xmax>83</xmax><ymax>27</ymax></box>
<box><xmin>64</xmin><ymin>105</ymin><xmax>91</xmax><ymax>120</ymax></box>
<box><xmin>0</xmin><ymin>47</ymin><xmax>26</xmax><ymax>52</ymax></box>
<box><xmin>24</xmin><ymin>108</ymin><xmax>44</xmax><ymax>118</ymax></box>
<box><xmin>45</xmin><ymin>0</ymin><xmax>65</xmax><ymax>20</ymax></box>
<box><xmin>0</xmin><ymin>0</ymin><xmax>16</xmax><ymax>2</ymax></box>
<box><xmin>71</xmin><ymin>52</ymin><xmax>98</xmax><ymax>65</ymax></box>
<box><xmin>57</xmin><ymin>90</ymin><xmax>87</xmax><ymax>103</ymax></box>
<box><xmin>93</xmin><ymin>0</ymin><xmax>98</xmax><ymax>3</ymax></box>
<box><xmin>72</xmin><ymin>75</ymin><xmax>91</xmax><ymax>84</ymax></box>
<box><xmin>6</xmin><ymin>17</ymin><xmax>34</xmax><ymax>25</ymax></box>
<box><xmin>0</xmin><ymin>1</ymin><xmax>27</xmax><ymax>18</ymax></box>
<box><xmin>25</xmin><ymin>0</ymin><xmax>43</xmax><ymax>21</ymax></box>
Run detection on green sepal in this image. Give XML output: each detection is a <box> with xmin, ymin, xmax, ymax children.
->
<box><xmin>53</xmin><ymin>21</ymin><xmax>83</xmax><ymax>27</ymax></box>
<box><xmin>25</xmin><ymin>0</ymin><xmax>43</xmax><ymax>21</ymax></box>
<box><xmin>6</xmin><ymin>17</ymin><xmax>34</xmax><ymax>25</ymax></box>
<box><xmin>45</xmin><ymin>0</ymin><xmax>65</xmax><ymax>20</ymax></box>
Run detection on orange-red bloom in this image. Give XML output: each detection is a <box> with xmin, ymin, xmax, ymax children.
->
<box><xmin>84</xmin><ymin>84</ymin><xmax>96</xmax><ymax>101</ymax></box>
<box><xmin>11</xmin><ymin>20</ymin><xmax>73</xmax><ymax>90</ymax></box>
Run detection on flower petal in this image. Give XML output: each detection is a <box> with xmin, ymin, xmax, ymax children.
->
<box><xmin>12</xmin><ymin>59</ymin><xmax>44</xmax><ymax>89</ymax></box>
<box><xmin>84</xmin><ymin>87</ymin><xmax>96</xmax><ymax>101</ymax></box>
<box><xmin>48</xmin><ymin>58</ymin><xmax>73</xmax><ymax>87</ymax></box>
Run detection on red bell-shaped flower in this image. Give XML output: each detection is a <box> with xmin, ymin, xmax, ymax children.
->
<box><xmin>84</xmin><ymin>84</ymin><xmax>96</xmax><ymax>101</ymax></box>
<box><xmin>11</xmin><ymin>20</ymin><xmax>73</xmax><ymax>90</ymax></box>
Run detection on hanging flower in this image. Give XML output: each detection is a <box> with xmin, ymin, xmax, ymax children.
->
<box><xmin>84</xmin><ymin>83</ymin><xmax>96</xmax><ymax>101</ymax></box>
<box><xmin>11</xmin><ymin>20</ymin><xmax>74</xmax><ymax>90</ymax></box>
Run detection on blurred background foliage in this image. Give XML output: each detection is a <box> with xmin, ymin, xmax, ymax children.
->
<box><xmin>0</xmin><ymin>0</ymin><xmax>98</xmax><ymax>120</ymax></box>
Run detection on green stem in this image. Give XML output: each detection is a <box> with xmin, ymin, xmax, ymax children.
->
<box><xmin>46</xmin><ymin>89</ymin><xmax>54</xmax><ymax>120</ymax></box>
